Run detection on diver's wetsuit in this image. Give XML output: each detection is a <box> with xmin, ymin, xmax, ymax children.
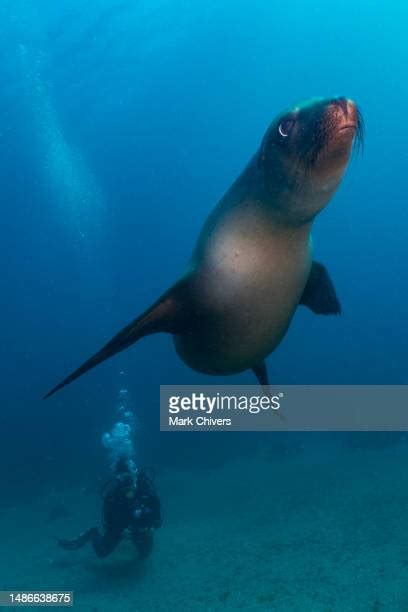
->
<box><xmin>57</xmin><ymin>468</ymin><xmax>161</xmax><ymax>559</ymax></box>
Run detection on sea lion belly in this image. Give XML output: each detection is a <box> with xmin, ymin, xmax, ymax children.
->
<box><xmin>174</xmin><ymin>208</ymin><xmax>312</xmax><ymax>375</ymax></box>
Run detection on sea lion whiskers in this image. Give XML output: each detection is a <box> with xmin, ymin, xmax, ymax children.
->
<box><xmin>354</xmin><ymin>106</ymin><xmax>365</xmax><ymax>154</ymax></box>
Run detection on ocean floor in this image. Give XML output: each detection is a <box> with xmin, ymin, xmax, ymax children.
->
<box><xmin>1</xmin><ymin>441</ymin><xmax>408</xmax><ymax>611</ymax></box>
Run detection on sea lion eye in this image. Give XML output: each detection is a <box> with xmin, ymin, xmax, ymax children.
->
<box><xmin>278</xmin><ymin>120</ymin><xmax>295</xmax><ymax>138</ymax></box>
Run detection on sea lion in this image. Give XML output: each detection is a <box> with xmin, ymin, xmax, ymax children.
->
<box><xmin>44</xmin><ymin>96</ymin><xmax>363</xmax><ymax>398</ymax></box>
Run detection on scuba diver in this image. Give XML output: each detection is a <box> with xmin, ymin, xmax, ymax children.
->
<box><xmin>57</xmin><ymin>457</ymin><xmax>161</xmax><ymax>559</ymax></box>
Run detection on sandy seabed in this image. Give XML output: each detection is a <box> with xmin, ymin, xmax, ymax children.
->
<box><xmin>1</xmin><ymin>442</ymin><xmax>408</xmax><ymax>612</ymax></box>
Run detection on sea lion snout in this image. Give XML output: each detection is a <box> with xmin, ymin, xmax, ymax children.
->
<box><xmin>314</xmin><ymin>97</ymin><xmax>363</xmax><ymax>176</ymax></box>
<box><xmin>326</xmin><ymin>97</ymin><xmax>359</xmax><ymax>134</ymax></box>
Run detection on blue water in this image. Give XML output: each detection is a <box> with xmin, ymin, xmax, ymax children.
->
<box><xmin>1</xmin><ymin>1</ymin><xmax>408</xmax><ymax>609</ymax></box>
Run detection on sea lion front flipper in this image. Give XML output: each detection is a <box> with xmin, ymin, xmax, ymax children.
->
<box><xmin>299</xmin><ymin>261</ymin><xmax>341</xmax><ymax>315</ymax></box>
<box><xmin>43</xmin><ymin>281</ymin><xmax>189</xmax><ymax>399</ymax></box>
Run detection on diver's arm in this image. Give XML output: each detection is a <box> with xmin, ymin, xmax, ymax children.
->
<box><xmin>133</xmin><ymin>491</ymin><xmax>162</xmax><ymax>529</ymax></box>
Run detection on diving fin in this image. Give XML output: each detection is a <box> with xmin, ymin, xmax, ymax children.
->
<box><xmin>56</xmin><ymin>527</ymin><xmax>97</xmax><ymax>551</ymax></box>
<box><xmin>44</xmin><ymin>283</ymin><xmax>186</xmax><ymax>399</ymax></box>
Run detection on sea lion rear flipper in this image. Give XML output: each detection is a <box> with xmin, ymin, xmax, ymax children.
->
<box><xmin>299</xmin><ymin>261</ymin><xmax>341</xmax><ymax>315</ymax></box>
<box><xmin>252</xmin><ymin>362</ymin><xmax>285</xmax><ymax>421</ymax></box>
<box><xmin>252</xmin><ymin>361</ymin><xmax>269</xmax><ymax>386</ymax></box>
<box><xmin>43</xmin><ymin>282</ymin><xmax>188</xmax><ymax>399</ymax></box>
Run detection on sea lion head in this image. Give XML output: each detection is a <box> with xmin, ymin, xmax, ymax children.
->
<box><xmin>258</xmin><ymin>97</ymin><xmax>364</xmax><ymax>224</ymax></box>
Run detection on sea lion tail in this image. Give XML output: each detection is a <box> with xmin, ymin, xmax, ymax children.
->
<box><xmin>43</xmin><ymin>283</ymin><xmax>187</xmax><ymax>399</ymax></box>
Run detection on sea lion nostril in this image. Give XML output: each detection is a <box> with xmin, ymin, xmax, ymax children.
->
<box><xmin>330</xmin><ymin>97</ymin><xmax>349</xmax><ymax>117</ymax></box>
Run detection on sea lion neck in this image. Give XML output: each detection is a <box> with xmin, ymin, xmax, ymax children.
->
<box><xmin>215</xmin><ymin>154</ymin><xmax>315</xmax><ymax>230</ymax></box>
